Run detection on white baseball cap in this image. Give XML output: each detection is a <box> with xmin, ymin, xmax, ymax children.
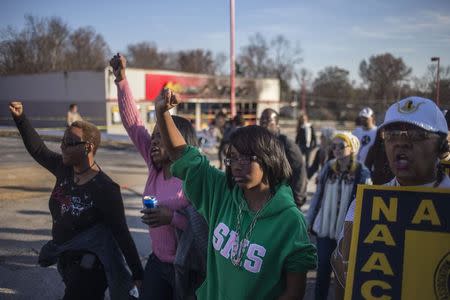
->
<box><xmin>379</xmin><ymin>96</ymin><xmax>447</xmax><ymax>134</ymax></box>
<box><xmin>359</xmin><ymin>107</ymin><xmax>374</xmax><ymax>118</ymax></box>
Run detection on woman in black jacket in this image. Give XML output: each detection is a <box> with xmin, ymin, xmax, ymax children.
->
<box><xmin>9</xmin><ymin>101</ymin><xmax>143</xmax><ymax>300</ymax></box>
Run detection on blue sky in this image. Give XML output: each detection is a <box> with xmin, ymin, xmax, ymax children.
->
<box><xmin>2</xmin><ymin>0</ymin><xmax>450</xmax><ymax>85</ymax></box>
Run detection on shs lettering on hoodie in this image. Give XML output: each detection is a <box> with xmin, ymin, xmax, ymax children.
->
<box><xmin>171</xmin><ymin>146</ymin><xmax>317</xmax><ymax>300</ymax></box>
<box><xmin>213</xmin><ymin>222</ymin><xmax>266</xmax><ymax>273</ymax></box>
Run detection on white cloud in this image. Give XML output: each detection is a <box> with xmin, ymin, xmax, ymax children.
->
<box><xmin>352</xmin><ymin>26</ymin><xmax>392</xmax><ymax>39</ymax></box>
<box><xmin>351</xmin><ymin>10</ymin><xmax>450</xmax><ymax>42</ymax></box>
<box><xmin>422</xmin><ymin>11</ymin><xmax>450</xmax><ymax>25</ymax></box>
<box><xmin>394</xmin><ymin>47</ymin><xmax>416</xmax><ymax>54</ymax></box>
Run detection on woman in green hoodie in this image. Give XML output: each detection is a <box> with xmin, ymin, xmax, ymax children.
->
<box><xmin>154</xmin><ymin>89</ymin><xmax>317</xmax><ymax>300</ymax></box>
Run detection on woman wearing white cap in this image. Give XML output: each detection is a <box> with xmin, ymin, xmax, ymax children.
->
<box><xmin>332</xmin><ymin>96</ymin><xmax>450</xmax><ymax>299</ymax></box>
<box><xmin>306</xmin><ymin>131</ymin><xmax>371</xmax><ymax>300</ymax></box>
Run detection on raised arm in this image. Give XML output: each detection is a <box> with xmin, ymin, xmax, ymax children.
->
<box><xmin>156</xmin><ymin>89</ymin><xmax>226</xmax><ymax>220</ymax></box>
<box><xmin>154</xmin><ymin>89</ymin><xmax>187</xmax><ymax>161</ymax></box>
<box><xmin>110</xmin><ymin>54</ymin><xmax>152</xmax><ymax>164</ymax></box>
<box><xmin>9</xmin><ymin>101</ymin><xmax>62</xmax><ymax>176</ymax></box>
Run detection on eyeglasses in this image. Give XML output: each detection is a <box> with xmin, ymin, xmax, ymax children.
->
<box><xmin>381</xmin><ymin>130</ymin><xmax>439</xmax><ymax>142</ymax></box>
<box><xmin>331</xmin><ymin>143</ymin><xmax>349</xmax><ymax>151</ymax></box>
<box><xmin>224</xmin><ymin>155</ymin><xmax>258</xmax><ymax>167</ymax></box>
<box><xmin>61</xmin><ymin>139</ymin><xmax>87</xmax><ymax>147</ymax></box>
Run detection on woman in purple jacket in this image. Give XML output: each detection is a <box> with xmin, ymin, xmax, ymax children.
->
<box><xmin>110</xmin><ymin>54</ymin><xmax>205</xmax><ymax>299</ymax></box>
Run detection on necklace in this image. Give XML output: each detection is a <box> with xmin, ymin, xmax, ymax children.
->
<box><xmin>73</xmin><ymin>161</ymin><xmax>97</xmax><ymax>184</ymax></box>
<box><xmin>230</xmin><ymin>192</ymin><xmax>271</xmax><ymax>268</ymax></box>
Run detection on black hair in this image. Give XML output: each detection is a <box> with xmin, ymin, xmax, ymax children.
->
<box><xmin>69</xmin><ymin>103</ymin><xmax>77</xmax><ymax>110</ymax></box>
<box><xmin>261</xmin><ymin>108</ymin><xmax>279</xmax><ymax>124</ymax></box>
<box><xmin>225</xmin><ymin>125</ymin><xmax>292</xmax><ymax>193</ymax></box>
<box><xmin>172</xmin><ymin>115</ymin><xmax>198</xmax><ymax>147</ymax></box>
<box><xmin>296</xmin><ymin>112</ymin><xmax>308</xmax><ymax>131</ymax></box>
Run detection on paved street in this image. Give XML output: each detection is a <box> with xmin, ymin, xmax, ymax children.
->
<box><xmin>0</xmin><ymin>136</ymin><xmax>151</xmax><ymax>299</ymax></box>
<box><xmin>0</xmin><ymin>135</ymin><xmax>329</xmax><ymax>299</ymax></box>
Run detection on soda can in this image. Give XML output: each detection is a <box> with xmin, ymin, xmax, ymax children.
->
<box><xmin>143</xmin><ymin>195</ymin><xmax>158</xmax><ymax>208</ymax></box>
<box><xmin>129</xmin><ymin>286</ymin><xmax>139</xmax><ymax>299</ymax></box>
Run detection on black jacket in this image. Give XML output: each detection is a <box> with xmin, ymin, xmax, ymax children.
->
<box><xmin>278</xmin><ymin>134</ymin><xmax>308</xmax><ymax>207</ymax></box>
<box><xmin>14</xmin><ymin>114</ymin><xmax>143</xmax><ymax>280</ymax></box>
<box><xmin>295</xmin><ymin>125</ymin><xmax>317</xmax><ymax>152</ymax></box>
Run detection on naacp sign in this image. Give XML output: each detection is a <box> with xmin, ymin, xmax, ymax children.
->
<box><xmin>345</xmin><ymin>185</ymin><xmax>450</xmax><ymax>300</ymax></box>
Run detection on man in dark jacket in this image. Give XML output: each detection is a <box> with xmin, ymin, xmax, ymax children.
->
<box><xmin>295</xmin><ymin>113</ymin><xmax>317</xmax><ymax>168</ymax></box>
<box><xmin>260</xmin><ymin>108</ymin><xmax>308</xmax><ymax>208</ymax></box>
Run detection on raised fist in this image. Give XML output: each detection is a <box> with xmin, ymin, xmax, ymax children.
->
<box><xmin>155</xmin><ymin>88</ymin><xmax>180</xmax><ymax>114</ymax></box>
<box><xmin>109</xmin><ymin>53</ymin><xmax>126</xmax><ymax>82</ymax></box>
<box><xmin>9</xmin><ymin>101</ymin><xmax>24</xmax><ymax>118</ymax></box>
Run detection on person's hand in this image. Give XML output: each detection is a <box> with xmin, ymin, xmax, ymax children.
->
<box><xmin>155</xmin><ymin>88</ymin><xmax>179</xmax><ymax>115</ymax></box>
<box><xmin>141</xmin><ymin>206</ymin><xmax>174</xmax><ymax>227</ymax></box>
<box><xmin>9</xmin><ymin>101</ymin><xmax>24</xmax><ymax>118</ymax></box>
<box><xmin>109</xmin><ymin>53</ymin><xmax>126</xmax><ymax>82</ymax></box>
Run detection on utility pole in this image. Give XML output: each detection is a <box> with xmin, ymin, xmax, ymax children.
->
<box><xmin>230</xmin><ymin>0</ymin><xmax>236</xmax><ymax>117</ymax></box>
<box><xmin>431</xmin><ymin>57</ymin><xmax>440</xmax><ymax>106</ymax></box>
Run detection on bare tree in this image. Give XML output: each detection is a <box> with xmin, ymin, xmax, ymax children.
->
<box><xmin>238</xmin><ymin>33</ymin><xmax>302</xmax><ymax>101</ymax></box>
<box><xmin>313</xmin><ymin>66</ymin><xmax>352</xmax><ymax>100</ymax></box>
<box><xmin>0</xmin><ymin>15</ymin><xmax>69</xmax><ymax>74</ymax></box>
<box><xmin>177</xmin><ymin>49</ymin><xmax>216</xmax><ymax>74</ymax></box>
<box><xmin>425</xmin><ymin>64</ymin><xmax>450</xmax><ymax>104</ymax></box>
<box><xmin>270</xmin><ymin>35</ymin><xmax>302</xmax><ymax>83</ymax></box>
<box><xmin>359</xmin><ymin>53</ymin><xmax>412</xmax><ymax>101</ymax></box>
<box><xmin>0</xmin><ymin>26</ymin><xmax>32</xmax><ymax>74</ymax></box>
<box><xmin>411</xmin><ymin>75</ymin><xmax>429</xmax><ymax>94</ymax></box>
<box><xmin>238</xmin><ymin>33</ymin><xmax>271</xmax><ymax>78</ymax></box>
<box><xmin>270</xmin><ymin>35</ymin><xmax>302</xmax><ymax>101</ymax></box>
<box><xmin>126</xmin><ymin>42</ymin><xmax>168</xmax><ymax>69</ymax></box>
<box><xmin>0</xmin><ymin>15</ymin><xmax>109</xmax><ymax>74</ymax></box>
<box><xmin>64</xmin><ymin>27</ymin><xmax>110</xmax><ymax>71</ymax></box>
<box><xmin>294</xmin><ymin>68</ymin><xmax>313</xmax><ymax>90</ymax></box>
<box><xmin>213</xmin><ymin>52</ymin><xmax>228</xmax><ymax>75</ymax></box>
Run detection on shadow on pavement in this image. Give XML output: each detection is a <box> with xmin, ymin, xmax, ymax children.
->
<box><xmin>16</xmin><ymin>210</ymin><xmax>49</xmax><ymax>216</ymax></box>
<box><xmin>0</xmin><ymin>228</ymin><xmax>51</xmax><ymax>236</ymax></box>
<box><xmin>0</xmin><ymin>186</ymin><xmax>53</xmax><ymax>193</ymax></box>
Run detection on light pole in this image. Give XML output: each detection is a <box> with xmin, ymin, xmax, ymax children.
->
<box><xmin>431</xmin><ymin>57</ymin><xmax>440</xmax><ymax>106</ymax></box>
<box><xmin>229</xmin><ymin>0</ymin><xmax>236</xmax><ymax>118</ymax></box>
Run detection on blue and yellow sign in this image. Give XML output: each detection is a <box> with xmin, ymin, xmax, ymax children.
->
<box><xmin>345</xmin><ymin>185</ymin><xmax>450</xmax><ymax>300</ymax></box>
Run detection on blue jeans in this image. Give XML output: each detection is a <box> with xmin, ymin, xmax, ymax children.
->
<box><xmin>314</xmin><ymin>237</ymin><xmax>337</xmax><ymax>300</ymax></box>
<box><xmin>140</xmin><ymin>254</ymin><xmax>174</xmax><ymax>300</ymax></box>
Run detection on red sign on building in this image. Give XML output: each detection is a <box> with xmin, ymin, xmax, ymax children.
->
<box><xmin>145</xmin><ymin>73</ymin><xmax>209</xmax><ymax>101</ymax></box>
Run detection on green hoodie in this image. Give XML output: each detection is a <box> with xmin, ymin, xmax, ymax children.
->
<box><xmin>171</xmin><ymin>146</ymin><xmax>317</xmax><ymax>300</ymax></box>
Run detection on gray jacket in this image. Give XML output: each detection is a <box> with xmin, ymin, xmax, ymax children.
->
<box><xmin>174</xmin><ymin>205</ymin><xmax>208</xmax><ymax>300</ymax></box>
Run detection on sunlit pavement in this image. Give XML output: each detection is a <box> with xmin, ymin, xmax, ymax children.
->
<box><xmin>0</xmin><ymin>136</ymin><xmax>334</xmax><ymax>299</ymax></box>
